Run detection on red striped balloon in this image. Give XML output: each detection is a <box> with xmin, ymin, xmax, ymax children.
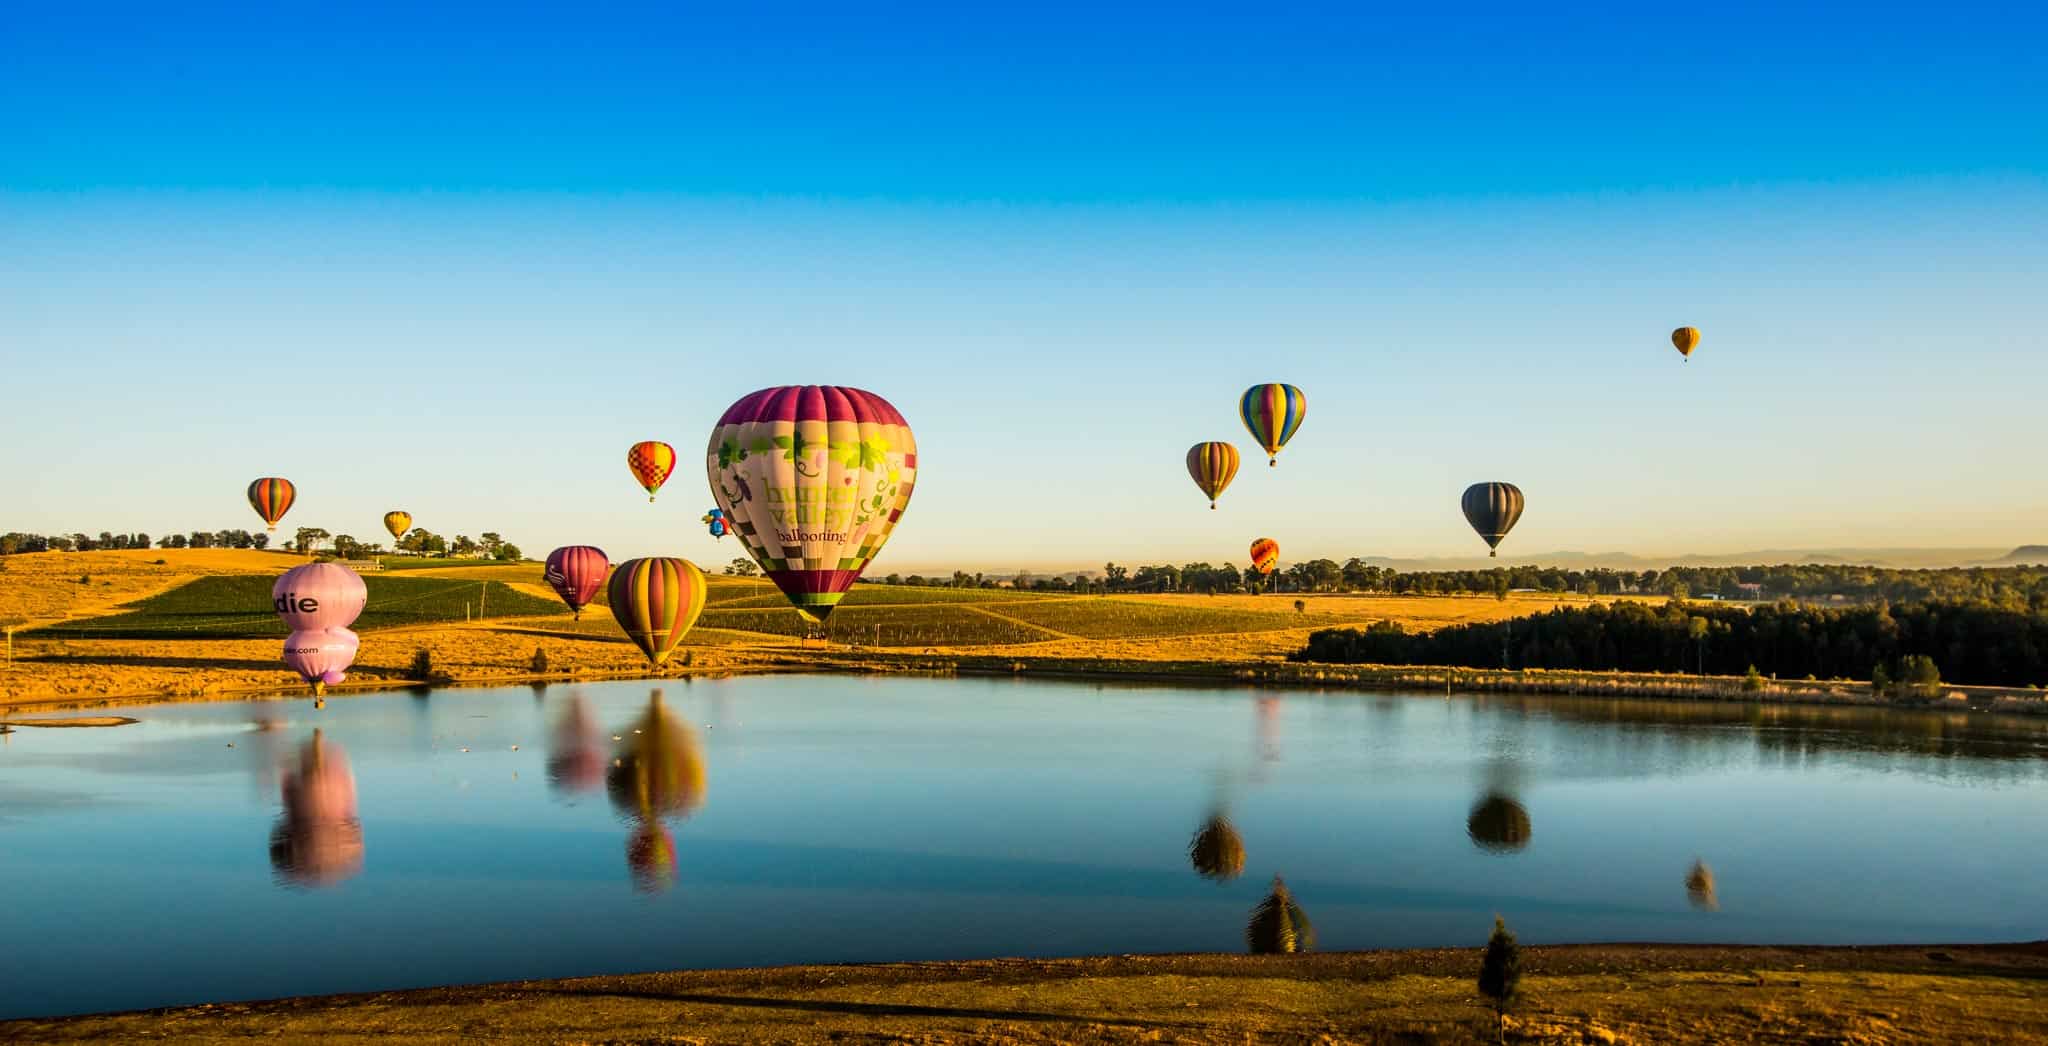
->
<box><xmin>247</xmin><ymin>477</ymin><xmax>296</xmax><ymax>532</ymax></box>
<box><xmin>605</xmin><ymin>557</ymin><xmax>708</xmax><ymax>667</ymax></box>
<box><xmin>544</xmin><ymin>545</ymin><xmax>611</xmax><ymax>619</ymax></box>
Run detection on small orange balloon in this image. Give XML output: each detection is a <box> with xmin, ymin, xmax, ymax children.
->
<box><xmin>1672</xmin><ymin>326</ymin><xmax>1701</xmax><ymax>360</ymax></box>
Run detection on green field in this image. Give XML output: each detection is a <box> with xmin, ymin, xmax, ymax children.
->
<box><xmin>375</xmin><ymin>557</ymin><xmax>533</xmax><ymax>573</ymax></box>
<box><xmin>992</xmin><ymin>598</ymin><xmax>1347</xmax><ymax>638</ymax></box>
<box><xmin>40</xmin><ymin>575</ymin><xmax>567</xmax><ymax>638</ymax></box>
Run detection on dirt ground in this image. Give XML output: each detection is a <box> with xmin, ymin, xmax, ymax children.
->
<box><xmin>8</xmin><ymin>943</ymin><xmax>2045</xmax><ymax>1044</ymax></box>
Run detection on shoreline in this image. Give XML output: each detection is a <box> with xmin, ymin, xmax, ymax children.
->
<box><xmin>9</xmin><ymin>941</ymin><xmax>2046</xmax><ymax>1043</ymax></box>
<box><xmin>5</xmin><ymin>642</ymin><xmax>2046</xmax><ymax>720</ymax></box>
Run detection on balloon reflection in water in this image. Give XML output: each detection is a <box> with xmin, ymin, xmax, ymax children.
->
<box><xmin>1246</xmin><ymin>876</ymin><xmax>1314</xmax><ymax>954</ymax></box>
<box><xmin>1466</xmin><ymin>793</ymin><xmax>1532</xmax><ymax>854</ymax></box>
<box><xmin>268</xmin><ymin>730</ymin><xmax>363</xmax><ymax>887</ymax></box>
<box><xmin>606</xmin><ymin>691</ymin><xmax>707</xmax><ymax>892</ymax></box>
<box><xmin>1686</xmin><ymin>858</ymin><xmax>1719</xmax><ymax>911</ymax></box>
<box><xmin>1188</xmin><ymin>812</ymin><xmax>1247</xmax><ymax>881</ymax></box>
<box><xmin>545</xmin><ymin>694</ymin><xmax>607</xmax><ymax>797</ymax></box>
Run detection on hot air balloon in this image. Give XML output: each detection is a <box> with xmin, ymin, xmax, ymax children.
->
<box><xmin>1461</xmin><ymin>482</ymin><xmax>1525</xmax><ymax>558</ymax></box>
<box><xmin>706</xmin><ymin>386</ymin><xmax>917</xmax><ymax>623</ymax></box>
<box><xmin>605</xmin><ymin>557</ymin><xmax>707</xmax><ymax>667</ymax></box>
<box><xmin>1186</xmin><ymin>442</ymin><xmax>1240</xmax><ymax>510</ymax></box>
<box><xmin>382</xmin><ymin>511</ymin><xmax>412</xmax><ymax>542</ymax></box>
<box><xmin>627</xmin><ymin>441</ymin><xmax>677</xmax><ymax>502</ymax></box>
<box><xmin>1672</xmin><ymin>326</ymin><xmax>1701</xmax><ymax>361</ymax></box>
<box><xmin>543</xmin><ymin>546</ymin><xmax>610</xmax><ymax>620</ymax></box>
<box><xmin>1249</xmin><ymin>537</ymin><xmax>1280</xmax><ymax>576</ymax></box>
<box><xmin>702</xmin><ymin>508</ymin><xmax>729</xmax><ymax>539</ymax></box>
<box><xmin>247</xmin><ymin>477</ymin><xmax>296</xmax><ymax>532</ymax></box>
<box><xmin>1239</xmin><ymin>384</ymin><xmax>1306</xmax><ymax>466</ymax></box>
<box><xmin>268</xmin><ymin>730</ymin><xmax>364</xmax><ymax>887</ymax></box>
<box><xmin>282</xmin><ymin>628</ymin><xmax>359</xmax><ymax>692</ymax></box>
<box><xmin>606</xmin><ymin>692</ymin><xmax>707</xmax><ymax>819</ymax></box>
<box><xmin>273</xmin><ymin>563</ymin><xmax>367</xmax><ymax>694</ymax></box>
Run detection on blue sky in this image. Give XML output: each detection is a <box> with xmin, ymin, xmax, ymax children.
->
<box><xmin>3</xmin><ymin>3</ymin><xmax>2044</xmax><ymax>569</ymax></box>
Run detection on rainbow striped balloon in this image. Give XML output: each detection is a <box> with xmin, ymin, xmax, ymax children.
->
<box><xmin>627</xmin><ymin>441</ymin><xmax>678</xmax><ymax>502</ymax></box>
<box><xmin>1186</xmin><ymin>442</ymin><xmax>1240</xmax><ymax>510</ymax></box>
<box><xmin>1238</xmin><ymin>383</ymin><xmax>1307</xmax><ymax>466</ymax></box>
<box><xmin>247</xmin><ymin>477</ymin><xmax>296</xmax><ymax>532</ymax></box>
<box><xmin>605</xmin><ymin>557</ymin><xmax>707</xmax><ymax>666</ymax></box>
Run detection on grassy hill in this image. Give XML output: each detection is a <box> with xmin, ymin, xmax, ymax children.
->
<box><xmin>38</xmin><ymin>574</ymin><xmax>565</xmax><ymax>638</ymax></box>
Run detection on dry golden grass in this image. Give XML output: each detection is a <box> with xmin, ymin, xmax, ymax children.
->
<box><xmin>10</xmin><ymin>944</ymin><xmax>2044</xmax><ymax>1044</ymax></box>
<box><xmin>0</xmin><ymin>548</ymin><xmax>308</xmax><ymax>626</ymax></box>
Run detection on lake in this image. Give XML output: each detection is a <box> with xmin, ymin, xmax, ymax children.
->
<box><xmin>3</xmin><ymin>675</ymin><xmax>2046</xmax><ymax>1019</ymax></box>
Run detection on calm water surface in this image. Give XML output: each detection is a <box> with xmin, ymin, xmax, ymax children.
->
<box><xmin>3</xmin><ymin>675</ymin><xmax>2046</xmax><ymax>1019</ymax></box>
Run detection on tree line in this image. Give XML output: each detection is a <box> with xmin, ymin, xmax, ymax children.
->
<box><xmin>0</xmin><ymin>528</ymin><xmax>522</xmax><ymax>561</ymax></box>
<box><xmin>1293</xmin><ymin>597</ymin><xmax>2048</xmax><ymax>689</ymax></box>
<box><xmin>861</xmin><ymin>557</ymin><xmax>2048</xmax><ymax>608</ymax></box>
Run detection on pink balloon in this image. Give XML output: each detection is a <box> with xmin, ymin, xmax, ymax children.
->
<box><xmin>544</xmin><ymin>546</ymin><xmax>609</xmax><ymax>618</ymax></box>
<box><xmin>283</xmin><ymin>628</ymin><xmax>359</xmax><ymax>684</ymax></box>
<box><xmin>273</xmin><ymin>563</ymin><xmax>368</xmax><ymax>631</ymax></box>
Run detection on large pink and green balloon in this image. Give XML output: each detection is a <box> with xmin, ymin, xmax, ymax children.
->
<box><xmin>705</xmin><ymin>386</ymin><xmax>917</xmax><ymax>623</ymax></box>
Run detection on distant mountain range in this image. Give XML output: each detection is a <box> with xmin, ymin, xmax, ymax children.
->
<box><xmin>918</xmin><ymin>546</ymin><xmax>2047</xmax><ymax>579</ymax></box>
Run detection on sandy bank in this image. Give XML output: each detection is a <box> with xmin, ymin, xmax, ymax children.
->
<box><xmin>6</xmin><ymin>942</ymin><xmax>2045</xmax><ymax>1044</ymax></box>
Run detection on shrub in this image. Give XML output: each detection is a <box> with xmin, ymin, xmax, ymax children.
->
<box><xmin>1477</xmin><ymin>916</ymin><xmax>1522</xmax><ymax>1043</ymax></box>
<box><xmin>77</xmin><ymin>573</ymin><xmax>91</xmax><ymax>585</ymax></box>
<box><xmin>529</xmin><ymin>647</ymin><xmax>549</xmax><ymax>674</ymax></box>
<box><xmin>408</xmin><ymin>648</ymin><xmax>435</xmax><ymax>681</ymax></box>
<box><xmin>1742</xmin><ymin>665</ymin><xmax>1764</xmax><ymax>693</ymax></box>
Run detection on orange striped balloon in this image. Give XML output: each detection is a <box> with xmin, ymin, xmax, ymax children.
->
<box><xmin>1671</xmin><ymin>326</ymin><xmax>1701</xmax><ymax>360</ymax></box>
<box><xmin>605</xmin><ymin>557</ymin><xmax>707</xmax><ymax>666</ymax></box>
<box><xmin>626</xmin><ymin>441</ymin><xmax>677</xmax><ymax>502</ymax></box>
<box><xmin>247</xmin><ymin>477</ymin><xmax>296</xmax><ymax>532</ymax></box>
<box><xmin>1249</xmin><ymin>537</ymin><xmax>1280</xmax><ymax>576</ymax></box>
<box><xmin>1185</xmin><ymin>442</ymin><xmax>1240</xmax><ymax>510</ymax></box>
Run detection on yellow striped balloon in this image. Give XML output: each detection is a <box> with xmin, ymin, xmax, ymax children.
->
<box><xmin>605</xmin><ymin>557</ymin><xmax>708</xmax><ymax>667</ymax></box>
<box><xmin>1238</xmin><ymin>383</ymin><xmax>1306</xmax><ymax>466</ymax></box>
<box><xmin>1672</xmin><ymin>326</ymin><xmax>1701</xmax><ymax>361</ymax></box>
<box><xmin>1249</xmin><ymin>537</ymin><xmax>1279</xmax><ymax>576</ymax></box>
<box><xmin>1186</xmin><ymin>442</ymin><xmax>1240</xmax><ymax>510</ymax></box>
<box><xmin>382</xmin><ymin>511</ymin><xmax>412</xmax><ymax>541</ymax></box>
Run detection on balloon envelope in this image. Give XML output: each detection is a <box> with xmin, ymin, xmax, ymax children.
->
<box><xmin>1186</xmin><ymin>442</ymin><xmax>1240</xmax><ymax>509</ymax></box>
<box><xmin>1249</xmin><ymin>537</ymin><xmax>1280</xmax><ymax>576</ymax></box>
<box><xmin>1672</xmin><ymin>326</ymin><xmax>1701</xmax><ymax>358</ymax></box>
<box><xmin>706</xmin><ymin>386</ymin><xmax>917</xmax><ymax>622</ymax></box>
<box><xmin>283</xmin><ymin>628</ymin><xmax>359</xmax><ymax>685</ymax></box>
<box><xmin>273</xmin><ymin>563</ymin><xmax>368</xmax><ymax>631</ymax></box>
<box><xmin>544</xmin><ymin>546</ymin><xmax>610</xmax><ymax>617</ymax></box>
<box><xmin>382</xmin><ymin>511</ymin><xmax>412</xmax><ymax>541</ymax></box>
<box><xmin>627</xmin><ymin>441</ymin><xmax>678</xmax><ymax>501</ymax></box>
<box><xmin>1460</xmin><ymin>482</ymin><xmax>1525</xmax><ymax>557</ymax></box>
<box><xmin>247</xmin><ymin>477</ymin><xmax>296</xmax><ymax>531</ymax></box>
<box><xmin>606</xmin><ymin>558</ymin><xmax>708</xmax><ymax>667</ymax></box>
<box><xmin>1239</xmin><ymin>384</ymin><xmax>1307</xmax><ymax>466</ymax></box>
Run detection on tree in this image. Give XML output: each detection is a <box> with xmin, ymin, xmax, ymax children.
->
<box><xmin>1493</xmin><ymin>574</ymin><xmax>1510</xmax><ymax>602</ymax></box>
<box><xmin>480</xmin><ymin>532</ymin><xmax>503</xmax><ymax>558</ymax></box>
<box><xmin>1870</xmin><ymin>662</ymin><xmax>1892</xmax><ymax>695</ymax></box>
<box><xmin>495</xmin><ymin>542</ymin><xmax>521</xmax><ymax>562</ymax></box>
<box><xmin>332</xmin><ymin>534</ymin><xmax>361</xmax><ymax>559</ymax></box>
<box><xmin>252</xmin><ymin>532</ymin><xmax>269</xmax><ymax>550</ymax></box>
<box><xmin>452</xmin><ymin>535</ymin><xmax>479</xmax><ymax>558</ymax></box>
<box><xmin>1901</xmin><ymin>654</ymin><xmax>1942</xmax><ymax>697</ymax></box>
<box><xmin>1688</xmin><ymin>616</ymin><xmax>1710</xmax><ymax>675</ymax></box>
<box><xmin>292</xmin><ymin>527</ymin><xmax>331</xmax><ymax>554</ymax></box>
<box><xmin>1293</xmin><ymin>599</ymin><xmax>1306</xmax><ymax>614</ymax></box>
<box><xmin>1477</xmin><ymin>916</ymin><xmax>1522</xmax><ymax>1043</ymax></box>
<box><xmin>724</xmin><ymin>558</ymin><xmax>758</xmax><ymax>577</ymax></box>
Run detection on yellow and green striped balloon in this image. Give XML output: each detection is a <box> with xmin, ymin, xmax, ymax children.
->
<box><xmin>605</xmin><ymin>557</ymin><xmax>708</xmax><ymax>667</ymax></box>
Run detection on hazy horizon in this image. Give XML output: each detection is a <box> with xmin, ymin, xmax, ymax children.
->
<box><xmin>5</xmin><ymin>5</ymin><xmax>2044</xmax><ymax>569</ymax></box>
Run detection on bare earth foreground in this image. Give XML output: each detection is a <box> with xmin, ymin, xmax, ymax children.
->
<box><xmin>7</xmin><ymin>944</ymin><xmax>2046</xmax><ymax>1044</ymax></box>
